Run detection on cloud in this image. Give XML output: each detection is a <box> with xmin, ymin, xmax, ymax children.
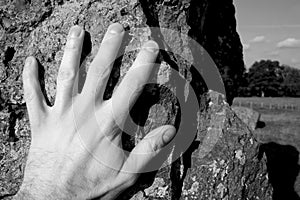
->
<box><xmin>250</xmin><ymin>36</ymin><xmax>266</xmax><ymax>43</ymax></box>
<box><xmin>291</xmin><ymin>58</ymin><xmax>300</xmax><ymax>64</ymax></box>
<box><xmin>277</xmin><ymin>38</ymin><xmax>300</xmax><ymax>48</ymax></box>
<box><xmin>243</xmin><ymin>43</ymin><xmax>250</xmax><ymax>51</ymax></box>
<box><xmin>268</xmin><ymin>51</ymin><xmax>279</xmax><ymax>57</ymax></box>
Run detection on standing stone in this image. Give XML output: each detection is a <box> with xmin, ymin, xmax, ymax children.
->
<box><xmin>0</xmin><ymin>0</ymin><xmax>271</xmax><ymax>199</ymax></box>
<box><xmin>231</xmin><ymin>106</ymin><xmax>261</xmax><ymax>131</ymax></box>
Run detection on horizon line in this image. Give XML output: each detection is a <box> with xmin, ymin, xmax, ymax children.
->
<box><xmin>239</xmin><ymin>24</ymin><xmax>300</xmax><ymax>29</ymax></box>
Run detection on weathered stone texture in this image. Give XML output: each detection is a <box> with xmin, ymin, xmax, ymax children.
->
<box><xmin>122</xmin><ymin>92</ymin><xmax>272</xmax><ymax>200</ymax></box>
<box><xmin>232</xmin><ymin>106</ymin><xmax>261</xmax><ymax>131</ymax></box>
<box><xmin>0</xmin><ymin>0</ymin><xmax>271</xmax><ymax>199</ymax></box>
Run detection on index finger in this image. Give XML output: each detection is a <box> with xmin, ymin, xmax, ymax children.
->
<box><xmin>110</xmin><ymin>40</ymin><xmax>159</xmax><ymax>124</ymax></box>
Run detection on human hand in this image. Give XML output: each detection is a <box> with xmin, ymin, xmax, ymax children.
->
<box><xmin>15</xmin><ymin>23</ymin><xmax>176</xmax><ymax>200</ymax></box>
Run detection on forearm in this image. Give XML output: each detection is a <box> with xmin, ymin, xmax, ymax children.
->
<box><xmin>14</xmin><ymin>181</ymin><xmax>72</xmax><ymax>200</ymax></box>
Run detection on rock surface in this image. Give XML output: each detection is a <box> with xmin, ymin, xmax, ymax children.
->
<box><xmin>232</xmin><ymin>106</ymin><xmax>261</xmax><ymax>131</ymax></box>
<box><xmin>121</xmin><ymin>91</ymin><xmax>273</xmax><ymax>200</ymax></box>
<box><xmin>0</xmin><ymin>0</ymin><xmax>271</xmax><ymax>199</ymax></box>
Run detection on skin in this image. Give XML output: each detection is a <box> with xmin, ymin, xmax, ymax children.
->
<box><xmin>14</xmin><ymin>23</ymin><xmax>176</xmax><ymax>200</ymax></box>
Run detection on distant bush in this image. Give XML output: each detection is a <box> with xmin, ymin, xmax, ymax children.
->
<box><xmin>237</xmin><ymin>60</ymin><xmax>300</xmax><ymax>97</ymax></box>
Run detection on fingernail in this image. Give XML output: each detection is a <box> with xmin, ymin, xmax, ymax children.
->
<box><xmin>109</xmin><ymin>23</ymin><xmax>124</xmax><ymax>34</ymax></box>
<box><xmin>144</xmin><ymin>41</ymin><xmax>159</xmax><ymax>53</ymax></box>
<box><xmin>25</xmin><ymin>57</ymin><xmax>32</xmax><ymax>66</ymax></box>
<box><xmin>162</xmin><ymin>127</ymin><xmax>176</xmax><ymax>144</ymax></box>
<box><xmin>70</xmin><ymin>26</ymin><xmax>82</xmax><ymax>37</ymax></box>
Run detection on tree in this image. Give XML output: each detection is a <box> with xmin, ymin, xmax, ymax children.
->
<box><xmin>238</xmin><ymin>60</ymin><xmax>300</xmax><ymax>97</ymax></box>
<box><xmin>246</xmin><ymin>60</ymin><xmax>284</xmax><ymax>97</ymax></box>
<box><xmin>281</xmin><ymin>65</ymin><xmax>300</xmax><ymax>97</ymax></box>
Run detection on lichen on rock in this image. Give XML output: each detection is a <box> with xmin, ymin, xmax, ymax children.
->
<box><xmin>0</xmin><ymin>0</ymin><xmax>272</xmax><ymax>199</ymax></box>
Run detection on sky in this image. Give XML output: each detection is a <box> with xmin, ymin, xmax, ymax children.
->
<box><xmin>233</xmin><ymin>0</ymin><xmax>300</xmax><ymax>69</ymax></box>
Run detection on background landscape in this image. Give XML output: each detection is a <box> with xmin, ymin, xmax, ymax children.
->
<box><xmin>0</xmin><ymin>0</ymin><xmax>299</xmax><ymax>199</ymax></box>
<box><xmin>233</xmin><ymin>0</ymin><xmax>300</xmax><ymax>197</ymax></box>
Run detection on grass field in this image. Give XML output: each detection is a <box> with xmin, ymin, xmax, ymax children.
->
<box><xmin>233</xmin><ymin>97</ymin><xmax>300</xmax><ymax>111</ymax></box>
<box><xmin>233</xmin><ymin>97</ymin><xmax>300</xmax><ymax>151</ymax></box>
<box><xmin>233</xmin><ymin>97</ymin><xmax>300</xmax><ymax>148</ymax></box>
<box><xmin>233</xmin><ymin>97</ymin><xmax>300</xmax><ymax>196</ymax></box>
<box><xmin>234</xmin><ymin>97</ymin><xmax>300</xmax><ymax>106</ymax></box>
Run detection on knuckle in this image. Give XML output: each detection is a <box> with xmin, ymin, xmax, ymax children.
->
<box><xmin>65</xmin><ymin>37</ymin><xmax>81</xmax><ymax>50</ymax></box>
<box><xmin>144</xmin><ymin>138</ymin><xmax>159</xmax><ymax>153</ymax></box>
<box><xmin>23</xmin><ymin>89</ymin><xmax>35</xmax><ymax>103</ymax></box>
<box><xmin>99</xmin><ymin>65</ymin><xmax>112</xmax><ymax>80</ymax></box>
<box><xmin>58</xmin><ymin>69</ymin><xmax>76</xmax><ymax>81</ymax></box>
<box><xmin>97</xmin><ymin>64</ymin><xmax>111</xmax><ymax>79</ymax></box>
<box><xmin>126</xmin><ymin>176</ymin><xmax>136</xmax><ymax>187</ymax></box>
<box><xmin>23</xmin><ymin>80</ymin><xmax>39</xmax><ymax>103</ymax></box>
<box><xmin>102</xmin><ymin>35</ymin><xmax>119</xmax><ymax>45</ymax></box>
<box><xmin>120</xmin><ymin>175</ymin><xmax>136</xmax><ymax>188</ymax></box>
<box><xmin>151</xmin><ymin>140</ymin><xmax>160</xmax><ymax>152</ymax></box>
<box><xmin>22</xmin><ymin>71</ymin><xmax>31</xmax><ymax>81</ymax></box>
<box><xmin>88</xmin><ymin>64</ymin><xmax>111</xmax><ymax>83</ymax></box>
<box><xmin>124</xmin><ymin>76</ymin><xmax>144</xmax><ymax>93</ymax></box>
<box><xmin>23</xmin><ymin>85</ymin><xmax>38</xmax><ymax>103</ymax></box>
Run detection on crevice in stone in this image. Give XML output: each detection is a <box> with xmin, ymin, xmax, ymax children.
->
<box><xmin>138</xmin><ymin>1</ymin><xmax>210</xmax><ymax>199</ymax></box>
<box><xmin>1</xmin><ymin>1</ymin><xmax>55</xmax><ymax>33</ymax></box>
<box><xmin>35</xmin><ymin>60</ymin><xmax>52</xmax><ymax>107</ymax></box>
<box><xmin>77</xmin><ymin>30</ymin><xmax>92</xmax><ymax>93</ymax></box>
<box><xmin>259</xmin><ymin>142</ymin><xmax>300</xmax><ymax>200</ymax></box>
<box><xmin>170</xmin><ymin>138</ymin><xmax>200</xmax><ymax>199</ymax></box>
<box><xmin>186</xmin><ymin>0</ymin><xmax>245</xmax><ymax>105</ymax></box>
<box><xmin>3</xmin><ymin>47</ymin><xmax>15</xmax><ymax>67</ymax></box>
<box><xmin>103</xmin><ymin>30</ymin><xmax>132</xmax><ymax>100</ymax></box>
<box><xmin>26</xmin><ymin>6</ymin><xmax>54</xmax><ymax>32</ymax></box>
<box><xmin>7</xmin><ymin>104</ymin><xmax>26</xmax><ymax>143</ymax></box>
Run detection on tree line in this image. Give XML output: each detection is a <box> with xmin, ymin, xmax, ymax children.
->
<box><xmin>237</xmin><ymin>60</ymin><xmax>300</xmax><ymax>97</ymax></box>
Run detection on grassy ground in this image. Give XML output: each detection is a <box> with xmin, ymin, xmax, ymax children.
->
<box><xmin>233</xmin><ymin>97</ymin><xmax>300</xmax><ymax>197</ymax></box>
<box><xmin>233</xmin><ymin>97</ymin><xmax>300</xmax><ymax>147</ymax></box>
<box><xmin>256</xmin><ymin>109</ymin><xmax>300</xmax><ymax>145</ymax></box>
<box><xmin>234</xmin><ymin>97</ymin><xmax>300</xmax><ymax>106</ymax></box>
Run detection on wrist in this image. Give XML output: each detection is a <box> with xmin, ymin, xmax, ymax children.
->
<box><xmin>14</xmin><ymin>152</ymin><xmax>75</xmax><ymax>200</ymax></box>
<box><xmin>14</xmin><ymin>176</ymin><xmax>72</xmax><ymax>200</ymax></box>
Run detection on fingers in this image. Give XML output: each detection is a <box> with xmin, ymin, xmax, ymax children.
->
<box><xmin>82</xmin><ymin>23</ymin><xmax>124</xmax><ymax>101</ymax></box>
<box><xmin>23</xmin><ymin>56</ymin><xmax>47</xmax><ymax>125</ymax></box>
<box><xmin>110</xmin><ymin>40</ymin><xmax>159</xmax><ymax>125</ymax></box>
<box><xmin>55</xmin><ymin>25</ymin><xmax>84</xmax><ymax>110</ymax></box>
<box><xmin>121</xmin><ymin>125</ymin><xmax>176</xmax><ymax>174</ymax></box>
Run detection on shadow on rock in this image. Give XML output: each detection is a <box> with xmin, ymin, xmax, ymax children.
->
<box><xmin>256</xmin><ymin>120</ymin><xmax>266</xmax><ymax>129</ymax></box>
<box><xmin>259</xmin><ymin>142</ymin><xmax>300</xmax><ymax>200</ymax></box>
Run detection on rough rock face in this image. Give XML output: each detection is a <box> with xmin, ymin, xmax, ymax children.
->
<box><xmin>187</xmin><ymin>0</ymin><xmax>246</xmax><ymax>105</ymax></box>
<box><xmin>0</xmin><ymin>0</ymin><xmax>271</xmax><ymax>199</ymax></box>
<box><xmin>231</xmin><ymin>106</ymin><xmax>261</xmax><ymax>131</ymax></box>
<box><xmin>122</xmin><ymin>92</ymin><xmax>273</xmax><ymax>200</ymax></box>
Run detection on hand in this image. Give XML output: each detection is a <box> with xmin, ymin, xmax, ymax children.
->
<box><xmin>16</xmin><ymin>23</ymin><xmax>176</xmax><ymax>200</ymax></box>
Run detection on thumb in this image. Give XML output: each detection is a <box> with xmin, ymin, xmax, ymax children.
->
<box><xmin>121</xmin><ymin>125</ymin><xmax>176</xmax><ymax>174</ymax></box>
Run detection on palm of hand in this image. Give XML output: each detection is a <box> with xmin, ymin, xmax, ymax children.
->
<box><xmin>20</xmin><ymin>23</ymin><xmax>176</xmax><ymax>199</ymax></box>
